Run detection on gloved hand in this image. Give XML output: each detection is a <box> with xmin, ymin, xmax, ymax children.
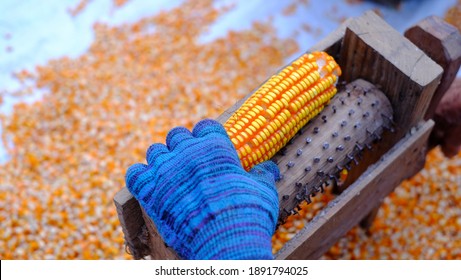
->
<box><xmin>125</xmin><ymin>119</ymin><xmax>280</xmax><ymax>259</ymax></box>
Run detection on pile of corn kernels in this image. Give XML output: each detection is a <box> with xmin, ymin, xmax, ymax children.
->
<box><xmin>324</xmin><ymin>149</ymin><xmax>461</xmax><ymax>259</ymax></box>
<box><xmin>0</xmin><ymin>0</ymin><xmax>297</xmax><ymax>259</ymax></box>
<box><xmin>1</xmin><ymin>0</ymin><xmax>460</xmax><ymax>260</ymax></box>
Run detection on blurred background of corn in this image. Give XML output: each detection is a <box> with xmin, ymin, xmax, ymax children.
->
<box><xmin>0</xmin><ymin>0</ymin><xmax>460</xmax><ymax>259</ymax></box>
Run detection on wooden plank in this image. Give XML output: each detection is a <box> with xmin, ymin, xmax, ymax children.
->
<box><xmin>113</xmin><ymin>188</ymin><xmax>151</xmax><ymax>259</ymax></box>
<box><xmin>141</xmin><ymin>208</ymin><xmax>180</xmax><ymax>259</ymax></box>
<box><xmin>339</xmin><ymin>11</ymin><xmax>442</xmax><ymax>138</ymax></box>
<box><xmin>274</xmin><ymin>120</ymin><xmax>434</xmax><ymax>260</ymax></box>
<box><xmin>404</xmin><ymin>16</ymin><xmax>461</xmax><ymax>120</ymax></box>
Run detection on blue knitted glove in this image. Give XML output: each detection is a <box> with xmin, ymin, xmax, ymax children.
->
<box><xmin>125</xmin><ymin>119</ymin><xmax>280</xmax><ymax>259</ymax></box>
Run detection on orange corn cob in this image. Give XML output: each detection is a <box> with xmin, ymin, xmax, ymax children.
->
<box><xmin>224</xmin><ymin>51</ymin><xmax>342</xmax><ymax>170</ymax></box>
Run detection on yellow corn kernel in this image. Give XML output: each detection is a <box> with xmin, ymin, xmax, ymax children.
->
<box><xmin>239</xmin><ymin>146</ymin><xmax>248</xmax><ymax>157</ymax></box>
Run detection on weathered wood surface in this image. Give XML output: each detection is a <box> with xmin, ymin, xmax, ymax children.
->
<box><xmin>141</xmin><ymin>208</ymin><xmax>180</xmax><ymax>259</ymax></box>
<box><xmin>275</xmin><ymin>120</ymin><xmax>434</xmax><ymax>260</ymax></box>
<box><xmin>114</xmin><ymin>188</ymin><xmax>151</xmax><ymax>259</ymax></box>
<box><xmin>339</xmin><ymin>11</ymin><xmax>442</xmax><ymax>139</ymax></box>
<box><xmin>404</xmin><ymin>16</ymin><xmax>461</xmax><ymax>120</ymax></box>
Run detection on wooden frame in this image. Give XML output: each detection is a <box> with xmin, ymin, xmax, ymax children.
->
<box><xmin>114</xmin><ymin>11</ymin><xmax>461</xmax><ymax>259</ymax></box>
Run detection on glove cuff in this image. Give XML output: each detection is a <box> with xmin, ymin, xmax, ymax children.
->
<box><xmin>189</xmin><ymin>209</ymin><xmax>276</xmax><ymax>259</ymax></box>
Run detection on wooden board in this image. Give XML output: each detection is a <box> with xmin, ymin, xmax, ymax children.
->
<box><xmin>404</xmin><ymin>16</ymin><xmax>461</xmax><ymax>120</ymax></box>
<box><xmin>339</xmin><ymin>11</ymin><xmax>442</xmax><ymax>139</ymax></box>
<box><xmin>275</xmin><ymin>120</ymin><xmax>434</xmax><ymax>259</ymax></box>
<box><xmin>141</xmin><ymin>207</ymin><xmax>180</xmax><ymax>259</ymax></box>
<box><xmin>113</xmin><ymin>188</ymin><xmax>151</xmax><ymax>259</ymax></box>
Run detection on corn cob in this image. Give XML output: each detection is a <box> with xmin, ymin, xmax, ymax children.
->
<box><xmin>224</xmin><ymin>51</ymin><xmax>342</xmax><ymax>170</ymax></box>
